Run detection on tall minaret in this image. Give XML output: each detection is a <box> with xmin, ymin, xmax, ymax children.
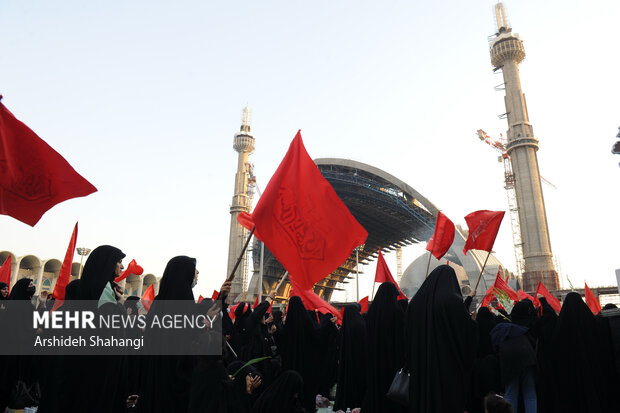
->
<box><xmin>489</xmin><ymin>3</ymin><xmax>558</xmax><ymax>291</ymax></box>
<box><xmin>227</xmin><ymin>107</ymin><xmax>255</xmax><ymax>297</ymax></box>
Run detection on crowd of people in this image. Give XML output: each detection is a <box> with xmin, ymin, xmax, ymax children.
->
<box><xmin>0</xmin><ymin>245</ymin><xmax>619</xmax><ymax>413</ymax></box>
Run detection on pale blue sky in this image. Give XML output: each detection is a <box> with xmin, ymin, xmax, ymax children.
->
<box><xmin>1</xmin><ymin>0</ymin><xmax>619</xmax><ymax>299</ymax></box>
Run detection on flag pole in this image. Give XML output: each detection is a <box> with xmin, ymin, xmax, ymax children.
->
<box><xmin>273</xmin><ymin>271</ymin><xmax>289</xmax><ymax>294</ymax></box>
<box><xmin>425</xmin><ymin>251</ymin><xmax>432</xmax><ymax>278</ymax></box>
<box><xmin>473</xmin><ymin>250</ymin><xmax>492</xmax><ymax>291</ymax></box>
<box><xmin>227</xmin><ymin>226</ymin><xmax>256</xmax><ymax>282</ymax></box>
<box><xmin>355</xmin><ymin>247</ymin><xmax>360</xmax><ymax>302</ymax></box>
<box><xmin>258</xmin><ymin>241</ymin><xmax>264</xmax><ymax>302</ymax></box>
<box><xmin>371</xmin><ymin>282</ymin><xmax>376</xmax><ymax>301</ymax></box>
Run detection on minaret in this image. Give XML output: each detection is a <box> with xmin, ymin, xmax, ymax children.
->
<box><xmin>489</xmin><ymin>3</ymin><xmax>558</xmax><ymax>291</ymax></box>
<box><xmin>227</xmin><ymin>107</ymin><xmax>255</xmax><ymax>297</ymax></box>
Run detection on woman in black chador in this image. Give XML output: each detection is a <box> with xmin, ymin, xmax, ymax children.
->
<box><xmin>251</xmin><ymin>370</ymin><xmax>305</xmax><ymax>413</ymax></box>
<box><xmin>406</xmin><ymin>265</ymin><xmax>478</xmax><ymax>413</ymax></box>
<box><xmin>139</xmin><ymin>255</ymin><xmax>199</xmax><ymax>413</ymax></box>
<box><xmin>277</xmin><ymin>296</ymin><xmax>320</xmax><ymax>412</ymax></box>
<box><xmin>75</xmin><ymin>245</ymin><xmax>129</xmax><ymax>413</ymax></box>
<box><xmin>548</xmin><ymin>291</ymin><xmax>614</xmax><ymax>412</ymax></box>
<box><xmin>362</xmin><ymin>282</ymin><xmax>406</xmax><ymax>413</ymax></box>
<box><xmin>334</xmin><ymin>303</ymin><xmax>367</xmax><ymax>412</ymax></box>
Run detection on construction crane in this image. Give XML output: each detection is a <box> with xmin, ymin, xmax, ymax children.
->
<box><xmin>476</xmin><ymin>129</ymin><xmax>525</xmax><ymax>278</ymax></box>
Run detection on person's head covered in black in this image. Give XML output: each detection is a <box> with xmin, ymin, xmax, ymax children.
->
<box><xmin>9</xmin><ymin>278</ymin><xmax>35</xmax><ymax>301</ymax></box>
<box><xmin>78</xmin><ymin>245</ymin><xmax>125</xmax><ymax>301</ymax></box>
<box><xmin>406</xmin><ymin>265</ymin><xmax>478</xmax><ymax>413</ymax></box>
<box><xmin>0</xmin><ymin>281</ymin><xmax>9</xmax><ymax>300</ymax></box>
<box><xmin>156</xmin><ymin>255</ymin><xmax>196</xmax><ymax>301</ymax></box>
<box><xmin>510</xmin><ymin>299</ymin><xmax>536</xmax><ymax>328</ymax></box>
<box><xmin>251</xmin><ymin>370</ymin><xmax>304</xmax><ymax>413</ymax></box>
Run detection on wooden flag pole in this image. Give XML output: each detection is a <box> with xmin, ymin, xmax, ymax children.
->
<box><xmin>473</xmin><ymin>250</ymin><xmax>492</xmax><ymax>291</ymax></box>
<box><xmin>425</xmin><ymin>251</ymin><xmax>432</xmax><ymax>278</ymax></box>
<box><xmin>226</xmin><ymin>226</ymin><xmax>256</xmax><ymax>283</ymax></box>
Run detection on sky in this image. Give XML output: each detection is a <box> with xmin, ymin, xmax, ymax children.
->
<box><xmin>1</xmin><ymin>0</ymin><xmax>619</xmax><ymax>300</ymax></box>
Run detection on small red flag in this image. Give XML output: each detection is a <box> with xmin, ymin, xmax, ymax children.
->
<box><xmin>198</xmin><ymin>295</ymin><xmax>205</xmax><ymax>303</ymax></box>
<box><xmin>535</xmin><ymin>282</ymin><xmax>561</xmax><ymax>312</ymax></box>
<box><xmin>492</xmin><ymin>271</ymin><xmax>519</xmax><ymax>301</ymax></box>
<box><xmin>584</xmin><ymin>283</ymin><xmax>602</xmax><ymax>315</ymax></box>
<box><xmin>0</xmin><ymin>255</ymin><xmax>11</xmax><ymax>290</ymax></box>
<box><xmin>426</xmin><ymin>211</ymin><xmax>455</xmax><ymax>260</ymax></box>
<box><xmin>142</xmin><ymin>284</ymin><xmax>155</xmax><ymax>312</ymax></box>
<box><xmin>253</xmin><ymin>295</ymin><xmax>260</xmax><ymax>309</ymax></box>
<box><xmin>51</xmin><ymin>223</ymin><xmax>78</xmax><ymax>302</ymax></box>
<box><xmin>517</xmin><ymin>290</ymin><xmax>536</xmax><ymax>303</ymax></box>
<box><xmin>237</xmin><ymin>131</ymin><xmax>367</xmax><ymax>291</ymax></box>
<box><xmin>291</xmin><ymin>279</ymin><xmax>342</xmax><ymax>322</ymax></box>
<box><xmin>211</xmin><ymin>290</ymin><xmax>219</xmax><ymax>301</ymax></box>
<box><xmin>374</xmin><ymin>251</ymin><xmax>407</xmax><ymax>300</ymax></box>
<box><xmin>0</xmin><ymin>101</ymin><xmax>97</xmax><ymax>226</ymax></box>
<box><xmin>115</xmin><ymin>259</ymin><xmax>144</xmax><ymax>283</ymax></box>
<box><xmin>358</xmin><ymin>296</ymin><xmax>369</xmax><ymax>313</ymax></box>
<box><xmin>463</xmin><ymin>210</ymin><xmax>505</xmax><ymax>255</ymax></box>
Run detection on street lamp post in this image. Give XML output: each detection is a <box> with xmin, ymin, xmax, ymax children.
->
<box><xmin>76</xmin><ymin>247</ymin><xmax>91</xmax><ymax>278</ymax></box>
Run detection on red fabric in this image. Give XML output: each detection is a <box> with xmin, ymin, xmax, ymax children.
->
<box><xmin>535</xmin><ymin>282</ymin><xmax>561</xmax><ymax>312</ymax></box>
<box><xmin>142</xmin><ymin>284</ymin><xmax>155</xmax><ymax>312</ymax></box>
<box><xmin>237</xmin><ymin>131</ymin><xmax>367</xmax><ymax>291</ymax></box>
<box><xmin>426</xmin><ymin>211</ymin><xmax>455</xmax><ymax>260</ymax></box>
<box><xmin>291</xmin><ymin>279</ymin><xmax>342</xmax><ymax>321</ymax></box>
<box><xmin>374</xmin><ymin>250</ymin><xmax>407</xmax><ymax>300</ymax></box>
<box><xmin>463</xmin><ymin>210</ymin><xmax>505</xmax><ymax>254</ymax></box>
<box><xmin>268</xmin><ymin>300</ymin><xmax>273</xmax><ymax>313</ymax></box>
<box><xmin>358</xmin><ymin>296</ymin><xmax>369</xmax><ymax>313</ymax></box>
<box><xmin>211</xmin><ymin>290</ymin><xmax>219</xmax><ymax>301</ymax></box>
<box><xmin>481</xmin><ymin>287</ymin><xmax>494</xmax><ymax>307</ymax></box>
<box><xmin>0</xmin><ymin>102</ymin><xmax>97</xmax><ymax>226</ymax></box>
<box><xmin>0</xmin><ymin>255</ymin><xmax>11</xmax><ymax>289</ymax></box>
<box><xmin>492</xmin><ymin>271</ymin><xmax>519</xmax><ymax>301</ymax></box>
<box><xmin>198</xmin><ymin>295</ymin><xmax>205</xmax><ymax>303</ymax></box>
<box><xmin>253</xmin><ymin>295</ymin><xmax>260</xmax><ymax>309</ymax></box>
<box><xmin>115</xmin><ymin>259</ymin><xmax>144</xmax><ymax>283</ymax></box>
<box><xmin>517</xmin><ymin>290</ymin><xmax>536</xmax><ymax>303</ymax></box>
<box><xmin>51</xmin><ymin>223</ymin><xmax>78</xmax><ymax>301</ymax></box>
<box><xmin>585</xmin><ymin>283</ymin><xmax>602</xmax><ymax>315</ymax></box>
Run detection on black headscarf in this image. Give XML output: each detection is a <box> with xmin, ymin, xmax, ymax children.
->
<box><xmin>78</xmin><ymin>245</ymin><xmax>125</xmax><ymax>301</ymax></box>
<box><xmin>510</xmin><ymin>299</ymin><xmax>536</xmax><ymax>328</ymax></box>
<box><xmin>251</xmin><ymin>370</ymin><xmax>304</xmax><ymax>413</ymax></box>
<box><xmin>278</xmin><ymin>296</ymin><xmax>320</xmax><ymax>413</ymax></box>
<box><xmin>406</xmin><ymin>265</ymin><xmax>478</xmax><ymax>413</ymax></box>
<box><xmin>334</xmin><ymin>303</ymin><xmax>367</xmax><ymax>411</ymax></box>
<box><xmin>549</xmin><ymin>292</ymin><xmax>609</xmax><ymax>412</ymax></box>
<box><xmin>362</xmin><ymin>282</ymin><xmax>406</xmax><ymax>413</ymax></box>
<box><xmin>9</xmin><ymin>278</ymin><xmax>34</xmax><ymax>301</ymax></box>
<box><xmin>475</xmin><ymin>307</ymin><xmax>497</xmax><ymax>358</ymax></box>
<box><xmin>155</xmin><ymin>256</ymin><xmax>196</xmax><ymax>301</ymax></box>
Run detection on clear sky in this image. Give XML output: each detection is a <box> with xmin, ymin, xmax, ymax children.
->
<box><xmin>1</xmin><ymin>0</ymin><xmax>619</xmax><ymax>300</ymax></box>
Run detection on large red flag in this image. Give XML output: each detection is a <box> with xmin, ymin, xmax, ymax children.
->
<box><xmin>492</xmin><ymin>271</ymin><xmax>519</xmax><ymax>301</ymax></box>
<box><xmin>51</xmin><ymin>223</ymin><xmax>78</xmax><ymax>301</ymax></box>
<box><xmin>115</xmin><ymin>259</ymin><xmax>144</xmax><ymax>283</ymax></box>
<box><xmin>426</xmin><ymin>211</ymin><xmax>455</xmax><ymax>260</ymax></box>
<box><xmin>481</xmin><ymin>287</ymin><xmax>494</xmax><ymax>308</ymax></box>
<box><xmin>463</xmin><ymin>210</ymin><xmax>505</xmax><ymax>254</ymax></box>
<box><xmin>142</xmin><ymin>284</ymin><xmax>155</xmax><ymax>312</ymax></box>
<box><xmin>517</xmin><ymin>290</ymin><xmax>536</xmax><ymax>303</ymax></box>
<box><xmin>535</xmin><ymin>282</ymin><xmax>561</xmax><ymax>312</ymax></box>
<box><xmin>358</xmin><ymin>296</ymin><xmax>369</xmax><ymax>313</ymax></box>
<box><xmin>237</xmin><ymin>131</ymin><xmax>367</xmax><ymax>291</ymax></box>
<box><xmin>584</xmin><ymin>283</ymin><xmax>602</xmax><ymax>315</ymax></box>
<box><xmin>0</xmin><ymin>255</ymin><xmax>11</xmax><ymax>289</ymax></box>
<box><xmin>291</xmin><ymin>279</ymin><xmax>342</xmax><ymax>322</ymax></box>
<box><xmin>0</xmin><ymin>101</ymin><xmax>97</xmax><ymax>226</ymax></box>
<box><xmin>374</xmin><ymin>250</ymin><xmax>407</xmax><ymax>300</ymax></box>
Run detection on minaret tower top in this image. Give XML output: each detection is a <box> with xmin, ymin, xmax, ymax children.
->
<box><xmin>234</xmin><ymin>106</ymin><xmax>255</xmax><ymax>153</ymax></box>
<box><xmin>490</xmin><ymin>3</ymin><xmax>525</xmax><ymax>68</ymax></box>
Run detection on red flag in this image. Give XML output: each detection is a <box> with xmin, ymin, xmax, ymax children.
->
<box><xmin>374</xmin><ymin>251</ymin><xmax>407</xmax><ymax>300</ymax></box>
<box><xmin>463</xmin><ymin>210</ymin><xmax>505</xmax><ymax>254</ymax></box>
<box><xmin>51</xmin><ymin>223</ymin><xmax>78</xmax><ymax>302</ymax></box>
<box><xmin>291</xmin><ymin>280</ymin><xmax>342</xmax><ymax>322</ymax></box>
<box><xmin>0</xmin><ymin>255</ymin><xmax>11</xmax><ymax>289</ymax></box>
<box><xmin>142</xmin><ymin>284</ymin><xmax>155</xmax><ymax>312</ymax></box>
<box><xmin>253</xmin><ymin>295</ymin><xmax>260</xmax><ymax>309</ymax></box>
<box><xmin>535</xmin><ymin>282</ymin><xmax>561</xmax><ymax>312</ymax></box>
<box><xmin>211</xmin><ymin>290</ymin><xmax>219</xmax><ymax>301</ymax></box>
<box><xmin>268</xmin><ymin>299</ymin><xmax>273</xmax><ymax>313</ymax></box>
<box><xmin>0</xmin><ymin>101</ymin><xmax>97</xmax><ymax>226</ymax></box>
<box><xmin>426</xmin><ymin>211</ymin><xmax>455</xmax><ymax>260</ymax></box>
<box><xmin>481</xmin><ymin>287</ymin><xmax>494</xmax><ymax>307</ymax></box>
<box><xmin>584</xmin><ymin>283</ymin><xmax>602</xmax><ymax>315</ymax></box>
<box><xmin>492</xmin><ymin>271</ymin><xmax>519</xmax><ymax>301</ymax></box>
<box><xmin>237</xmin><ymin>131</ymin><xmax>367</xmax><ymax>291</ymax></box>
<box><xmin>358</xmin><ymin>296</ymin><xmax>369</xmax><ymax>313</ymax></box>
<box><xmin>517</xmin><ymin>290</ymin><xmax>536</xmax><ymax>303</ymax></box>
<box><xmin>198</xmin><ymin>295</ymin><xmax>205</xmax><ymax>303</ymax></box>
<box><xmin>115</xmin><ymin>259</ymin><xmax>144</xmax><ymax>283</ymax></box>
